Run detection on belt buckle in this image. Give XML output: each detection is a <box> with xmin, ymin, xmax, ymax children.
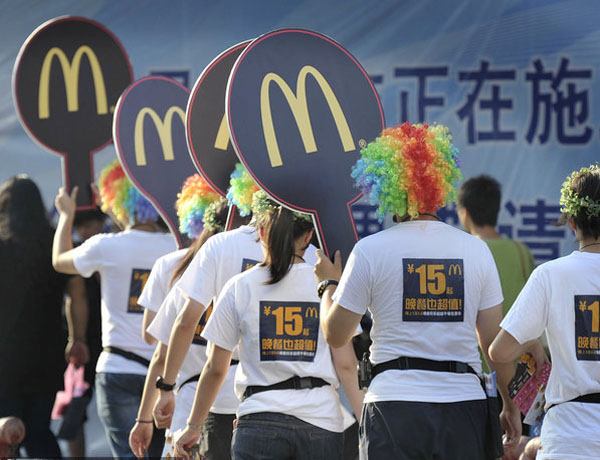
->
<box><xmin>454</xmin><ymin>362</ymin><xmax>468</xmax><ymax>373</ymax></box>
<box><xmin>295</xmin><ymin>377</ymin><xmax>311</xmax><ymax>390</ymax></box>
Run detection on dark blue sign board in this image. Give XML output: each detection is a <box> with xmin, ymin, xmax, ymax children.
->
<box><xmin>13</xmin><ymin>16</ymin><xmax>133</xmax><ymax>209</ymax></box>
<box><xmin>187</xmin><ymin>41</ymin><xmax>251</xmax><ymax>197</ymax></box>
<box><xmin>227</xmin><ymin>29</ymin><xmax>385</xmax><ymax>259</ymax></box>
<box><xmin>113</xmin><ymin>76</ymin><xmax>195</xmax><ymax>248</ymax></box>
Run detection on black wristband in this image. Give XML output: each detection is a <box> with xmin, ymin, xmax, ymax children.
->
<box><xmin>317</xmin><ymin>280</ymin><xmax>339</xmax><ymax>298</ymax></box>
<box><xmin>155</xmin><ymin>376</ymin><xmax>175</xmax><ymax>391</ymax></box>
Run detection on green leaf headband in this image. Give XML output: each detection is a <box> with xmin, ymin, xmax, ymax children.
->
<box><xmin>251</xmin><ymin>190</ymin><xmax>312</xmax><ymax>223</ymax></box>
<box><xmin>560</xmin><ymin>164</ymin><xmax>600</xmax><ymax>218</ymax></box>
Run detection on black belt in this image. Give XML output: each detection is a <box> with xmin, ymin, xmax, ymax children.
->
<box><xmin>548</xmin><ymin>392</ymin><xmax>600</xmax><ymax>411</ymax></box>
<box><xmin>242</xmin><ymin>376</ymin><xmax>329</xmax><ymax>401</ymax></box>
<box><xmin>178</xmin><ymin>360</ymin><xmax>239</xmax><ymax>392</ymax></box>
<box><xmin>372</xmin><ymin>356</ymin><xmax>478</xmax><ymax>378</ymax></box>
<box><xmin>103</xmin><ymin>346</ymin><xmax>150</xmax><ymax>367</ymax></box>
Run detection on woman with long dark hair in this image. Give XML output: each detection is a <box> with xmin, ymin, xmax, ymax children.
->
<box><xmin>174</xmin><ymin>192</ymin><xmax>347</xmax><ymax>460</ymax></box>
<box><xmin>0</xmin><ymin>175</ymin><xmax>66</xmax><ymax>457</ymax></box>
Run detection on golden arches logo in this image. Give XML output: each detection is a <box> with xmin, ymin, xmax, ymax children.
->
<box><xmin>214</xmin><ymin>114</ymin><xmax>230</xmax><ymax>150</ymax></box>
<box><xmin>134</xmin><ymin>106</ymin><xmax>186</xmax><ymax>166</ymax></box>
<box><xmin>305</xmin><ymin>306</ymin><xmax>319</xmax><ymax>318</ymax></box>
<box><xmin>38</xmin><ymin>46</ymin><xmax>108</xmax><ymax>119</ymax></box>
<box><xmin>260</xmin><ymin>65</ymin><xmax>355</xmax><ymax>168</ymax></box>
<box><xmin>448</xmin><ymin>264</ymin><xmax>463</xmax><ymax>277</ymax></box>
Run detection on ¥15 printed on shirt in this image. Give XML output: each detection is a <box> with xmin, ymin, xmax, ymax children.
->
<box><xmin>403</xmin><ymin>258</ymin><xmax>465</xmax><ymax>322</ymax></box>
<box><xmin>574</xmin><ymin>295</ymin><xmax>600</xmax><ymax>361</ymax></box>
<box><xmin>128</xmin><ymin>268</ymin><xmax>151</xmax><ymax>313</ymax></box>
<box><xmin>259</xmin><ymin>301</ymin><xmax>320</xmax><ymax>362</ymax></box>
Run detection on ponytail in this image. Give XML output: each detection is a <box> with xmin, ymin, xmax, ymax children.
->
<box><xmin>263</xmin><ymin>207</ymin><xmax>313</xmax><ymax>285</ymax></box>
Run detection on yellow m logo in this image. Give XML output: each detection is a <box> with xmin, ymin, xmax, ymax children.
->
<box><xmin>260</xmin><ymin>65</ymin><xmax>355</xmax><ymax>168</ymax></box>
<box><xmin>38</xmin><ymin>46</ymin><xmax>108</xmax><ymax>119</ymax></box>
<box><xmin>305</xmin><ymin>306</ymin><xmax>319</xmax><ymax>319</ymax></box>
<box><xmin>134</xmin><ymin>106</ymin><xmax>186</xmax><ymax>166</ymax></box>
<box><xmin>448</xmin><ymin>264</ymin><xmax>463</xmax><ymax>277</ymax></box>
<box><xmin>214</xmin><ymin>114</ymin><xmax>230</xmax><ymax>150</ymax></box>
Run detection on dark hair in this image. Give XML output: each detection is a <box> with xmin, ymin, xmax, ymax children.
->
<box><xmin>262</xmin><ymin>207</ymin><xmax>314</xmax><ymax>285</ymax></box>
<box><xmin>0</xmin><ymin>176</ymin><xmax>53</xmax><ymax>275</ymax></box>
<box><xmin>169</xmin><ymin>199</ymin><xmax>229</xmax><ymax>287</ymax></box>
<box><xmin>457</xmin><ymin>175</ymin><xmax>501</xmax><ymax>227</ymax></box>
<box><xmin>569</xmin><ymin>168</ymin><xmax>600</xmax><ymax>240</ymax></box>
<box><xmin>73</xmin><ymin>207</ymin><xmax>106</xmax><ymax>227</ymax></box>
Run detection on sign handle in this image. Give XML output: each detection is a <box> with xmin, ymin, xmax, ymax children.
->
<box><xmin>315</xmin><ymin>206</ymin><xmax>358</xmax><ymax>266</ymax></box>
<box><xmin>65</xmin><ymin>151</ymin><xmax>94</xmax><ymax>210</ymax></box>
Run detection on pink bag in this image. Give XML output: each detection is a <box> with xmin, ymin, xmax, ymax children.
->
<box><xmin>51</xmin><ymin>364</ymin><xmax>90</xmax><ymax>420</ymax></box>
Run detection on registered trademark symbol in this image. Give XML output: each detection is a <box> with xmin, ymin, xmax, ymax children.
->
<box><xmin>358</xmin><ymin>139</ymin><xmax>367</xmax><ymax>148</ymax></box>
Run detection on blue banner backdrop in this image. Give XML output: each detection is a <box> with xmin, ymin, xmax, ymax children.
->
<box><xmin>1</xmin><ymin>0</ymin><xmax>592</xmax><ymax>260</ymax></box>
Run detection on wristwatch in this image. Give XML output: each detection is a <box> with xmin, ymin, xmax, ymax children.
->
<box><xmin>155</xmin><ymin>376</ymin><xmax>175</xmax><ymax>391</ymax></box>
<box><xmin>317</xmin><ymin>279</ymin><xmax>339</xmax><ymax>298</ymax></box>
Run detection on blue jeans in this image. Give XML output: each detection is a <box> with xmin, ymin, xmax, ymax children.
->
<box><xmin>232</xmin><ymin>412</ymin><xmax>343</xmax><ymax>460</ymax></box>
<box><xmin>96</xmin><ymin>372</ymin><xmax>165</xmax><ymax>459</ymax></box>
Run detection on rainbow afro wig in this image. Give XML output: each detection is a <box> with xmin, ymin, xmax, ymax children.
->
<box><xmin>226</xmin><ymin>163</ymin><xmax>260</xmax><ymax>217</ymax></box>
<box><xmin>98</xmin><ymin>160</ymin><xmax>159</xmax><ymax>225</ymax></box>
<box><xmin>352</xmin><ymin>122</ymin><xmax>461</xmax><ymax>221</ymax></box>
<box><xmin>175</xmin><ymin>174</ymin><xmax>221</xmax><ymax>239</ymax></box>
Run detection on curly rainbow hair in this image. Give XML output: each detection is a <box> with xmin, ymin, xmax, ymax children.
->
<box><xmin>175</xmin><ymin>174</ymin><xmax>221</xmax><ymax>239</ymax></box>
<box><xmin>352</xmin><ymin>122</ymin><xmax>461</xmax><ymax>221</ymax></box>
<box><xmin>98</xmin><ymin>160</ymin><xmax>158</xmax><ymax>225</ymax></box>
<box><xmin>226</xmin><ymin>163</ymin><xmax>260</xmax><ymax>217</ymax></box>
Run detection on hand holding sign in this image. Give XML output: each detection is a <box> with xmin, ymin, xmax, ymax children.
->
<box><xmin>113</xmin><ymin>76</ymin><xmax>196</xmax><ymax>248</ymax></box>
<box><xmin>226</xmin><ymin>29</ymin><xmax>384</xmax><ymax>260</ymax></box>
<box><xmin>13</xmin><ymin>17</ymin><xmax>133</xmax><ymax>209</ymax></box>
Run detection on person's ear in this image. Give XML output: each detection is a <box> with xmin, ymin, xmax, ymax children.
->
<box><xmin>258</xmin><ymin>225</ymin><xmax>265</xmax><ymax>241</ymax></box>
<box><xmin>303</xmin><ymin>229</ymin><xmax>314</xmax><ymax>246</ymax></box>
<box><xmin>568</xmin><ymin>217</ymin><xmax>576</xmax><ymax>231</ymax></box>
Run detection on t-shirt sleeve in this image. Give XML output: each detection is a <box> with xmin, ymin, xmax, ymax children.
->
<box><xmin>201</xmin><ymin>279</ymin><xmax>240</xmax><ymax>352</ymax></box>
<box><xmin>478</xmin><ymin>244</ymin><xmax>504</xmax><ymax>311</ymax></box>
<box><xmin>176</xmin><ymin>238</ymin><xmax>218</xmax><ymax>307</ymax></box>
<box><xmin>500</xmin><ymin>268</ymin><xmax>548</xmax><ymax>344</ymax></box>
<box><xmin>72</xmin><ymin>234</ymin><xmax>106</xmax><ymax>278</ymax></box>
<box><xmin>332</xmin><ymin>246</ymin><xmax>370</xmax><ymax>315</ymax></box>
<box><xmin>138</xmin><ymin>258</ymin><xmax>167</xmax><ymax>312</ymax></box>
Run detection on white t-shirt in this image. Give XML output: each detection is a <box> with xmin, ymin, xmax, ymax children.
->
<box><xmin>202</xmin><ymin>263</ymin><xmax>344</xmax><ymax>433</ymax></box>
<box><xmin>72</xmin><ymin>229</ymin><xmax>176</xmax><ymax>375</ymax></box>
<box><xmin>147</xmin><ymin>287</ymin><xmax>207</xmax><ymax>386</ymax></box>
<box><xmin>148</xmin><ymin>286</ymin><xmax>239</xmax><ymax>413</ymax></box>
<box><xmin>138</xmin><ymin>249</ymin><xmax>187</xmax><ymax>312</ymax></box>
<box><xmin>334</xmin><ymin>221</ymin><xmax>502</xmax><ymax>403</ymax></box>
<box><xmin>175</xmin><ymin>224</ymin><xmax>318</xmax><ymax>307</ymax></box>
<box><xmin>500</xmin><ymin>251</ymin><xmax>600</xmax><ymax>459</ymax></box>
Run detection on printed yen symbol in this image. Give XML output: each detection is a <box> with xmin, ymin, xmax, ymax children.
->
<box><xmin>579</xmin><ymin>301</ymin><xmax>587</xmax><ymax>312</ymax></box>
<box><xmin>406</xmin><ymin>264</ymin><xmax>415</xmax><ymax>274</ymax></box>
<box><xmin>263</xmin><ymin>306</ymin><xmax>271</xmax><ymax>316</ymax></box>
<box><xmin>302</xmin><ymin>328</ymin><xmax>310</xmax><ymax>336</ymax></box>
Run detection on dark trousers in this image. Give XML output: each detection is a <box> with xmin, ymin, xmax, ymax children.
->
<box><xmin>0</xmin><ymin>393</ymin><xmax>61</xmax><ymax>458</ymax></box>
<box><xmin>199</xmin><ymin>412</ymin><xmax>236</xmax><ymax>460</ymax></box>
<box><xmin>232</xmin><ymin>412</ymin><xmax>343</xmax><ymax>460</ymax></box>
<box><xmin>359</xmin><ymin>400</ymin><xmax>487</xmax><ymax>460</ymax></box>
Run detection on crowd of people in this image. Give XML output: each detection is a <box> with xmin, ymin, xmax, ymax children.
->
<box><xmin>0</xmin><ymin>122</ymin><xmax>598</xmax><ymax>460</ymax></box>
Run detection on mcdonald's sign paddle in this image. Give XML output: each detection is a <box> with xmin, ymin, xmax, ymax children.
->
<box><xmin>13</xmin><ymin>16</ymin><xmax>133</xmax><ymax>209</ymax></box>
<box><xmin>187</xmin><ymin>40</ymin><xmax>251</xmax><ymax>198</ymax></box>
<box><xmin>113</xmin><ymin>76</ymin><xmax>196</xmax><ymax>248</ymax></box>
<box><xmin>227</xmin><ymin>29</ymin><xmax>385</xmax><ymax>260</ymax></box>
